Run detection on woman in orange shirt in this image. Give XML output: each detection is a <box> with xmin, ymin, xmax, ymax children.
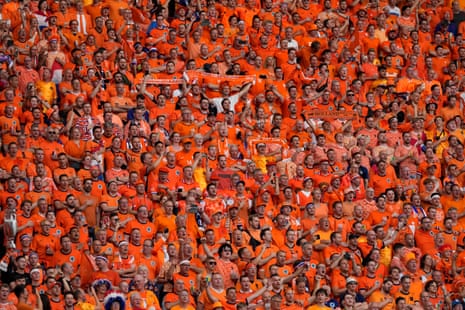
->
<box><xmin>418</xmin><ymin>254</ymin><xmax>435</xmax><ymax>284</ymax></box>
<box><xmin>312</xmin><ymin>188</ymin><xmax>329</xmax><ymax>220</ymax></box>
<box><xmin>263</xmin><ymin>56</ymin><xmax>276</xmax><ymax>79</ymax></box>
<box><xmin>214</xmin><ymin>244</ymin><xmax>240</xmax><ymax>289</ymax></box>
<box><xmin>64</xmin><ymin>127</ymin><xmax>91</xmax><ymax>170</ymax></box>
<box><xmin>166</xmin><ymin>132</ymin><xmax>183</xmax><ymax>154</ymax></box>
<box><xmin>385</xmin><ymin>188</ymin><xmax>403</xmax><ymax>214</ymax></box>
<box><xmin>424</xmin><ymin>279</ymin><xmax>448</xmax><ymax>308</ymax></box>
<box><xmin>297</xmin><ymin>177</ymin><xmax>314</xmax><ymax>216</ymax></box>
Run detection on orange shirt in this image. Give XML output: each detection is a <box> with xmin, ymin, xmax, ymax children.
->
<box><xmin>414</xmin><ymin>229</ymin><xmax>436</xmax><ymax>256</ymax></box>
<box><xmin>31</xmin><ymin>233</ymin><xmax>59</xmax><ymax>267</ymax></box>
<box><xmin>53</xmin><ymin>167</ymin><xmax>76</xmax><ymax>183</ymax></box>
<box><xmin>125</xmin><ymin>219</ymin><xmax>156</xmax><ymax>241</ymax></box>
<box><xmin>0</xmin><ymin>115</ymin><xmax>21</xmax><ymax>145</ymax></box>
<box><xmin>64</xmin><ymin>140</ymin><xmax>91</xmax><ymax>160</ymax></box>
<box><xmin>52</xmin><ymin>248</ymin><xmax>82</xmax><ymax>270</ymax></box>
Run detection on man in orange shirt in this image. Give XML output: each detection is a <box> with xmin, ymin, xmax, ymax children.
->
<box><xmin>197</xmin><ymin>273</ymin><xmax>227</xmax><ymax>310</ymax></box>
<box><xmin>16</xmin><ymin>200</ymin><xmax>34</xmax><ymax>243</ymax></box>
<box><xmin>254</xmin><ymin>228</ymin><xmax>279</xmax><ymax>275</ymax></box>
<box><xmin>31</xmin><ymin>220</ymin><xmax>59</xmax><ymax>268</ymax></box>
<box><xmin>136</xmin><ymin>239</ymin><xmax>160</xmax><ymax>280</ymax></box>
<box><xmin>173</xmin><ymin>260</ymin><xmax>198</xmax><ymax>291</ymax></box>
<box><xmin>368</xmin><ymin>160</ymin><xmax>398</xmax><ymax>197</ymax></box>
<box><xmin>124</xmin><ymin>171</ymin><xmax>145</xmax><ymax>201</ymax></box>
<box><xmin>210</xmin><ymin>155</ymin><xmax>235</xmax><ymax>191</ymax></box>
<box><xmin>91</xmin><ymin>256</ymin><xmax>121</xmax><ymax>287</ymax></box>
<box><xmin>322</xmin><ymin>232</ymin><xmax>346</xmax><ymax>265</ymax></box>
<box><xmin>105</xmin><ymin>155</ymin><xmax>130</xmax><ymax>188</ymax></box>
<box><xmin>148</xmin><ymin>152</ymin><xmax>182</xmax><ymax>191</ymax></box>
<box><xmin>0</xmin><ymin>105</ymin><xmax>21</xmax><ymax>148</ymax></box>
<box><xmin>148</xmin><ymin>167</ymin><xmax>176</xmax><ymax>200</ymax></box>
<box><xmin>328</xmin><ymin>202</ymin><xmax>351</xmax><ymax>242</ymax></box>
<box><xmin>414</xmin><ymin>217</ymin><xmax>437</xmax><ymax>256</ymax></box>
<box><xmin>40</xmin><ymin>128</ymin><xmax>65</xmax><ymax>170</ymax></box>
<box><xmin>0</xmin><ymin>178</ymin><xmax>25</xmax><ymax>208</ymax></box>
<box><xmin>1</xmin><ymin>143</ymin><xmax>28</xmax><ymax>174</ymax></box>
<box><xmin>176</xmin><ymin>139</ymin><xmax>195</xmax><ymax>168</ymax></box>
<box><xmin>125</xmin><ymin>206</ymin><xmax>156</xmax><ymax>242</ymax></box>
<box><xmin>127</xmin><ymin>274</ymin><xmax>161</xmax><ymax>309</ymax></box>
<box><xmin>26</xmin><ymin>176</ymin><xmax>52</xmax><ymax>208</ymax></box>
<box><xmin>52</xmin><ymin>234</ymin><xmax>82</xmax><ymax>271</ymax></box>
<box><xmin>393</xmin><ymin>132</ymin><xmax>421</xmax><ymax>175</ymax></box>
<box><xmin>175</xmin><ymin>166</ymin><xmax>201</xmax><ymax>198</ymax></box>
<box><xmin>203</xmin><ymin>183</ymin><xmax>227</xmax><ymax>218</ymax></box>
<box><xmin>393</xmin><ymin>275</ymin><xmax>419</xmax><ymax>306</ymax></box>
<box><xmin>53</xmin><ymin>153</ymin><xmax>76</xmax><ymax>183</ymax></box>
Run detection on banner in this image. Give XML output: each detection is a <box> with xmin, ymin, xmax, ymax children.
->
<box><xmin>137</xmin><ymin>71</ymin><xmax>257</xmax><ymax>85</ymax></box>
<box><xmin>143</xmin><ymin>78</ymin><xmax>184</xmax><ymax>85</ymax></box>
<box><xmin>185</xmin><ymin>71</ymin><xmax>256</xmax><ymax>84</ymax></box>
<box><xmin>305</xmin><ymin>110</ymin><xmax>356</xmax><ymax>120</ymax></box>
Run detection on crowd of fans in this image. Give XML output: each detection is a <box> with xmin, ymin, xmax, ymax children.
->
<box><xmin>1</xmin><ymin>0</ymin><xmax>465</xmax><ymax>309</ymax></box>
